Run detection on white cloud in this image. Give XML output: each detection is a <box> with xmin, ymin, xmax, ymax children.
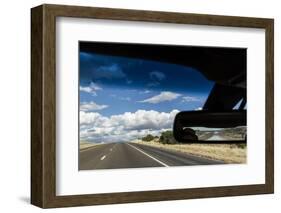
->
<box><xmin>126</xmin><ymin>79</ymin><xmax>133</xmax><ymax>84</ymax></box>
<box><xmin>149</xmin><ymin>71</ymin><xmax>166</xmax><ymax>81</ymax></box>
<box><xmin>138</xmin><ymin>91</ymin><xmax>181</xmax><ymax>104</ymax></box>
<box><xmin>147</xmin><ymin>82</ymin><xmax>160</xmax><ymax>87</ymax></box>
<box><xmin>80</xmin><ymin>111</ymin><xmax>99</xmax><ymax>125</ymax></box>
<box><xmin>80</xmin><ymin>101</ymin><xmax>108</xmax><ymax>112</ymax></box>
<box><xmin>147</xmin><ymin>71</ymin><xmax>166</xmax><ymax>88</ymax></box>
<box><xmin>80</xmin><ymin>109</ymin><xmax>179</xmax><ymax>143</ymax></box>
<box><xmin>110</xmin><ymin>109</ymin><xmax>179</xmax><ymax>131</ymax></box>
<box><xmin>195</xmin><ymin>107</ymin><xmax>203</xmax><ymax>111</ymax></box>
<box><xmin>80</xmin><ymin>82</ymin><xmax>102</xmax><ymax>96</ymax></box>
<box><xmin>181</xmin><ymin>96</ymin><xmax>200</xmax><ymax>102</ymax></box>
<box><xmin>95</xmin><ymin>64</ymin><xmax>126</xmax><ymax>79</ymax></box>
<box><xmin>139</xmin><ymin>90</ymin><xmax>151</xmax><ymax>94</ymax></box>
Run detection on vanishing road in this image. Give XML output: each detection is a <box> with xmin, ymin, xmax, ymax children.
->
<box><xmin>79</xmin><ymin>143</ymin><xmax>224</xmax><ymax>170</ymax></box>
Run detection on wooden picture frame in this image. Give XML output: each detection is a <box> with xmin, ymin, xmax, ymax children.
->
<box><xmin>31</xmin><ymin>4</ymin><xmax>274</xmax><ymax>208</ymax></box>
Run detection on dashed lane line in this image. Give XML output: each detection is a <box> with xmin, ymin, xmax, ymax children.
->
<box><xmin>100</xmin><ymin>155</ymin><xmax>107</xmax><ymax>161</ymax></box>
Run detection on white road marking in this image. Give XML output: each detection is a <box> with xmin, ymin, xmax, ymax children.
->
<box><xmin>110</xmin><ymin>148</ymin><xmax>113</xmax><ymax>152</ymax></box>
<box><xmin>100</xmin><ymin>155</ymin><xmax>106</xmax><ymax>161</ymax></box>
<box><xmin>126</xmin><ymin>143</ymin><xmax>169</xmax><ymax>167</ymax></box>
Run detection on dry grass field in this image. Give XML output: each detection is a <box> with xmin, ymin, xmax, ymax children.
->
<box><xmin>79</xmin><ymin>141</ymin><xmax>99</xmax><ymax>151</ymax></box>
<box><xmin>132</xmin><ymin>140</ymin><xmax>246</xmax><ymax>163</ymax></box>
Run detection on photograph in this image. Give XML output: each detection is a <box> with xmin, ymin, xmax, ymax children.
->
<box><xmin>30</xmin><ymin>4</ymin><xmax>274</xmax><ymax>208</ymax></box>
<box><xmin>78</xmin><ymin>42</ymin><xmax>247</xmax><ymax>170</ymax></box>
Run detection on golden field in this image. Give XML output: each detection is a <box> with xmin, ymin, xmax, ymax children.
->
<box><xmin>132</xmin><ymin>140</ymin><xmax>246</xmax><ymax>163</ymax></box>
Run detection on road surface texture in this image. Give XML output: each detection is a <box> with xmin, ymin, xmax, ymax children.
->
<box><xmin>79</xmin><ymin>142</ymin><xmax>224</xmax><ymax>170</ymax></box>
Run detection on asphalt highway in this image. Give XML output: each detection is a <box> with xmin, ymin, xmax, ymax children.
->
<box><xmin>79</xmin><ymin>142</ymin><xmax>224</xmax><ymax>170</ymax></box>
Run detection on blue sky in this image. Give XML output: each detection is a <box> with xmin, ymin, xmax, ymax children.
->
<box><xmin>79</xmin><ymin>51</ymin><xmax>214</xmax><ymax>143</ymax></box>
<box><xmin>79</xmin><ymin>52</ymin><xmax>213</xmax><ymax>116</ymax></box>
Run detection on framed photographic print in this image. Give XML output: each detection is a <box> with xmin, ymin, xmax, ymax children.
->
<box><xmin>31</xmin><ymin>4</ymin><xmax>274</xmax><ymax>208</ymax></box>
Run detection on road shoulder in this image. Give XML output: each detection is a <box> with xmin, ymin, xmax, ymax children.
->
<box><xmin>131</xmin><ymin>140</ymin><xmax>246</xmax><ymax>164</ymax></box>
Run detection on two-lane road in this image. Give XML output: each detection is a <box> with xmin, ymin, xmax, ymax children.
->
<box><xmin>79</xmin><ymin>142</ymin><xmax>224</xmax><ymax>170</ymax></box>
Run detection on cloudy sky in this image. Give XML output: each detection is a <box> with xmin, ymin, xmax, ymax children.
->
<box><xmin>79</xmin><ymin>51</ymin><xmax>214</xmax><ymax>143</ymax></box>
